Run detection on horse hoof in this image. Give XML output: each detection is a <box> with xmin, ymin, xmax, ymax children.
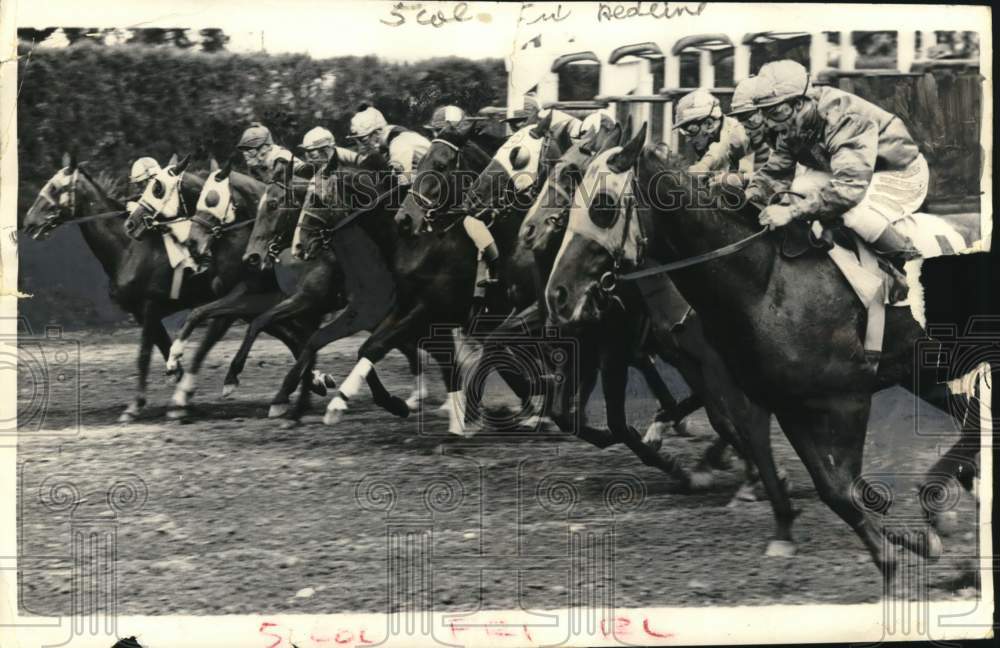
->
<box><xmin>117</xmin><ymin>412</ymin><xmax>136</xmax><ymax>424</ymax></box>
<box><xmin>673</xmin><ymin>417</ymin><xmax>695</xmax><ymax>438</ymax></box>
<box><xmin>434</xmin><ymin>401</ymin><xmax>452</xmax><ymax>418</ymax></box>
<box><xmin>222</xmin><ymin>383</ymin><xmax>237</xmax><ymax>399</ymax></box>
<box><xmin>935</xmin><ymin>511</ymin><xmax>959</xmax><ymax>537</ymax></box>
<box><xmin>280</xmin><ymin>418</ymin><xmax>301</xmax><ymax>430</ymax></box>
<box><xmin>765</xmin><ymin>540</ymin><xmax>797</xmax><ymax>557</ymax></box>
<box><xmin>268</xmin><ymin>403</ymin><xmax>290</xmax><ymax>419</ymax></box>
<box><xmin>405</xmin><ymin>394</ymin><xmax>426</xmax><ymax>412</ymax></box>
<box><xmin>323</xmin><ymin>409</ymin><xmax>344</xmax><ymax>426</ymax></box>
<box><xmin>166</xmin><ymin>407</ymin><xmax>188</xmax><ymax>421</ymax></box>
<box><xmin>521</xmin><ymin>415</ymin><xmax>555</xmax><ymax>429</ymax></box>
<box><xmin>384</xmin><ymin>396</ymin><xmax>410</xmax><ymax>419</ymax></box>
<box><xmin>689</xmin><ymin>471</ymin><xmax>714</xmax><ymax>491</ymax></box>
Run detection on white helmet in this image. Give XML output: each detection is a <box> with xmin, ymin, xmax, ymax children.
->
<box><xmin>753</xmin><ymin>60</ymin><xmax>812</xmax><ymax>108</ymax></box>
<box><xmin>426</xmin><ymin>105</ymin><xmax>466</xmax><ymax>131</ymax></box>
<box><xmin>350</xmin><ymin>106</ymin><xmax>388</xmax><ymax>139</ymax></box>
<box><xmin>301</xmin><ymin>126</ymin><xmax>335</xmax><ymax>150</ymax></box>
<box><xmin>129</xmin><ymin>157</ymin><xmax>161</xmax><ymax>184</ymax></box>
<box><xmin>673</xmin><ymin>88</ymin><xmax>721</xmax><ymax>129</ymax></box>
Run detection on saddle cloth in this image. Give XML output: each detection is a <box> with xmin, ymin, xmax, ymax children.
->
<box><xmin>820</xmin><ymin>211</ymin><xmax>981</xmax><ymax>359</ymax></box>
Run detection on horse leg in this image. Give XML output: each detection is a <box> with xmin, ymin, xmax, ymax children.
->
<box><xmin>118</xmin><ymin>301</ymin><xmax>162</xmax><ymax>424</ymax></box>
<box><xmin>268</xmin><ymin>303</ymin><xmax>371</xmax><ymax>419</ymax></box>
<box><xmin>223</xmin><ymin>291</ymin><xmax>326</xmax><ymax>397</ymax></box>
<box><xmin>600</xmin><ymin>352</ymin><xmax>692</xmax><ymax>489</ymax></box>
<box><xmin>166</xmin><ymin>283</ymin><xmax>250</xmax><ymax>374</ymax></box>
<box><xmin>776</xmin><ymin>397</ymin><xmax>941</xmax><ymax>579</ymax></box>
<box><xmin>398</xmin><ymin>341</ymin><xmax>432</xmax><ymax>412</ymax></box>
<box><xmin>324</xmin><ymin>305</ymin><xmax>423</xmax><ymax>427</ymax></box>
<box><xmin>548</xmin><ymin>336</ymin><xmax>618</xmax><ymax>448</ymax></box>
<box><xmin>632</xmin><ymin>353</ymin><xmax>680</xmax><ymax>451</ymax></box>
<box><xmin>167</xmin><ymin>316</ymin><xmax>235</xmax><ymax>420</ymax></box>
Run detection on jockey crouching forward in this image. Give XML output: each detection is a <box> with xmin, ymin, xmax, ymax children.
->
<box><xmin>674</xmin><ymin>88</ymin><xmax>755</xmax><ymax>184</ymax></box>
<box><xmin>746</xmin><ymin>60</ymin><xmax>924</xmax><ymax>290</ymax></box>
<box><xmin>351</xmin><ymin>104</ymin><xmax>501</xmax><ymax>293</ymax></box>
<box><xmin>727</xmin><ymin>76</ymin><xmax>773</xmax><ymax>174</ymax></box>
<box><xmin>127</xmin><ymin>157</ymin><xmax>161</xmax><ymax>212</ymax></box>
<box><xmin>237</xmin><ymin>122</ymin><xmax>306</xmax><ymax>184</ymax></box>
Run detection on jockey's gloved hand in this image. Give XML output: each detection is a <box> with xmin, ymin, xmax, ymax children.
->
<box><xmin>759</xmin><ymin>204</ymin><xmax>795</xmax><ymax>230</ymax></box>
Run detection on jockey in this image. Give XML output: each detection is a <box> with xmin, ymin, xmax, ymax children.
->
<box><xmin>727</xmin><ymin>76</ymin><xmax>772</xmax><ymax>173</ymax></box>
<box><xmin>502</xmin><ymin>95</ymin><xmax>541</xmax><ymax>132</ymax></box>
<box><xmin>674</xmin><ymin>88</ymin><xmax>754</xmax><ymax>179</ymax></box>
<box><xmin>747</xmin><ymin>60</ymin><xmax>924</xmax><ymax>273</ymax></box>
<box><xmin>299</xmin><ymin>125</ymin><xmax>360</xmax><ymax>168</ymax></box>
<box><xmin>127</xmin><ymin>157</ymin><xmax>161</xmax><ymax>212</ymax></box>
<box><xmin>349</xmin><ymin>105</ymin><xmax>430</xmax><ymax>186</ymax></box>
<box><xmin>424</xmin><ymin>105</ymin><xmax>467</xmax><ymax>138</ymax></box>
<box><xmin>236</xmin><ymin>122</ymin><xmax>304</xmax><ymax>183</ymax></box>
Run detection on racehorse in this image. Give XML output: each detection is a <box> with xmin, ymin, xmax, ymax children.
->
<box><xmin>545</xmin><ymin>126</ymin><xmax>982</xmax><ymax>576</ymax></box>
<box><xmin>521</xmin><ymin>123</ymin><xmax>796</xmax><ymax>550</ymax></box>
<box><xmin>163</xmin><ymin>159</ymin><xmax>342</xmax><ymax>420</ymax></box>
<box><xmin>123</xmin><ymin>158</ymin><xmax>320</xmax><ymax>419</ymax></box>
<box><xmin>22</xmin><ymin>154</ymin><xmax>253</xmax><ymax>423</ymax></box>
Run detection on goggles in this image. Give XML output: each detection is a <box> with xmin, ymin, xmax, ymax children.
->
<box><xmin>762</xmin><ymin>100</ymin><xmax>796</xmax><ymax>123</ymax></box>
<box><xmin>679</xmin><ymin>116</ymin><xmax>717</xmax><ymax>138</ymax></box>
<box><xmin>303</xmin><ymin>147</ymin><xmax>330</xmax><ymax>162</ymax></box>
<box><xmin>736</xmin><ymin>109</ymin><xmax>764</xmax><ymax>128</ymax></box>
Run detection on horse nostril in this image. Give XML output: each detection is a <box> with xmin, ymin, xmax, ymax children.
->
<box><xmin>244</xmin><ymin>253</ymin><xmax>260</xmax><ymax>267</ymax></box>
<box><xmin>522</xmin><ymin>224</ymin><xmax>535</xmax><ymax>242</ymax></box>
<box><xmin>554</xmin><ymin>286</ymin><xmax>568</xmax><ymax>307</ymax></box>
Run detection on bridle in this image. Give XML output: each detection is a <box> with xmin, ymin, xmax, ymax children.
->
<box><xmin>406</xmin><ymin>137</ymin><xmax>473</xmax><ymax>231</ymax></box>
<box><xmin>463</xmin><ymin>131</ymin><xmax>555</xmax><ymax>229</ymax></box>
<box><xmin>136</xmin><ymin>172</ymin><xmax>192</xmax><ymax>233</ymax></box>
<box><xmin>295</xmin><ymin>175</ymin><xmax>406</xmax><ymax>258</ymax></box>
<box><xmin>597</xmin><ymin>172</ymin><xmax>647</xmax><ymax>295</ymax></box>
<box><xmin>190</xmin><ymin>186</ymin><xmax>255</xmax><ymax>242</ymax></box>
<box><xmin>36</xmin><ymin>167</ymin><xmax>126</xmax><ymax>230</ymax></box>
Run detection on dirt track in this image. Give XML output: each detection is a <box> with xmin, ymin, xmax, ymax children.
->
<box><xmin>17</xmin><ymin>327</ymin><xmax>981</xmax><ymax>615</ymax></box>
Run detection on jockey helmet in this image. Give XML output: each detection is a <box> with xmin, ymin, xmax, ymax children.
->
<box><xmin>752</xmin><ymin>60</ymin><xmax>811</xmax><ymax>109</ymax></box>
<box><xmin>129</xmin><ymin>157</ymin><xmax>161</xmax><ymax>184</ymax></box>
<box><xmin>729</xmin><ymin>76</ymin><xmax>763</xmax><ymax>116</ymax></box>
<box><xmin>426</xmin><ymin>105</ymin><xmax>466</xmax><ymax>132</ymax></box>
<box><xmin>673</xmin><ymin>88</ymin><xmax>721</xmax><ymax>130</ymax></box>
<box><xmin>237</xmin><ymin>123</ymin><xmax>274</xmax><ymax>150</ymax></box>
<box><xmin>350</xmin><ymin>105</ymin><xmax>388</xmax><ymax>139</ymax></box>
<box><xmin>301</xmin><ymin>126</ymin><xmax>335</xmax><ymax>150</ymax></box>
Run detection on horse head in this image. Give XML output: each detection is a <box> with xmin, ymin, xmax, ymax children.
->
<box><xmin>23</xmin><ymin>152</ymin><xmax>83</xmax><ymax>239</ymax></box>
<box><xmin>187</xmin><ymin>156</ymin><xmax>240</xmax><ymax>265</ymax></box>
<box><xmin>394</xmin><ymin>121</ymin><xmax>481</xmax><ymax>237</ymax></box>
<box><xmin>519</xmin><ymin>121</ymin><xmax>623</xmax><ymax>273</ymax></box>
<box><xmin>545</xmin><ymin>123</ymin><xmax>649</xmax><ymax>328</ymax></box>
<box><xmin>124</xmin><ymin>154</ymin><xmax>192</xmax><ymax>240</ymax></box>
<box><xmin>245</xmin><ymin>157</ymin><xmax>307</xmax><ymax>270</ymax></box>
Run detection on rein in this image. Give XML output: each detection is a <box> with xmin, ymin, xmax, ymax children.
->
<box><xmin>296</xmin><ymin>183</ymin><xmax>406</xmax><ymax>253</ymax></box>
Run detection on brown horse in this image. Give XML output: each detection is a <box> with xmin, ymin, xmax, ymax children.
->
<box><xmin>520</xmin><ymin>123</ymin><xmax>795</xmax><ymax>551</ymax></box>
<box><xmin>546</xmin><ymin>128</ymin><xmax>981</xmax><ymax>576</ymax></box>
<box><xmin>123</xmin><ymin>158</ymin><xmax>319</xmax><ymax>419</ymax></box>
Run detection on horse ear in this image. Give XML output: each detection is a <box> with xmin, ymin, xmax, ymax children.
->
<box><xmin>597</xmin><ymin>123</ymin><xmax>622</xmax><ymax>154</ymax></box>
<box><xmin>167</xmin><ymin>153</ymin><xmax>179</xmax><ymax>167</ymax></box>
<box><xmin>530</xmin><ymin>109</ymin><xmax>553</xmax><ymax>139</ymax></box>
<box><xmin>621</xmin><ymin>115</ymin><xmax>634</xmax><ymax>144</ymax></box>
<box><xmin>608</xmin><ymin>122</ymin><xmax>648</xmax><ymax>174</ymax></box>
<box><xmin>61</xmin><ymin>151</ymin><xmax>75</xmax><ymax>171</ymax></box>
<box><xmin>209</xmin><ymin>157</ymin><xmax>219</xmax><ymax>173</ymax></box>
<box><xmin>556</xmin><ymin>121</ymin><xmax>575</xmax><ymax>152</ymax></box>
<box><xmin>217</xmin><ymin>156</ymin><xmax>233</xmax><ymax>180</ymax></box>
<box><xmin>173</xmin><ymin>154</ymin><xmax>191</xmax><ymax>175</ymax></box>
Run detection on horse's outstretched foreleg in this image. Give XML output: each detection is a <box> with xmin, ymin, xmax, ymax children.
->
<box><xmin>167</xmin><ymin>315</ymin><xmax>235</xmax><ymax>420</ymax></box>
<box><xmin>398</xmin><ymin>341</ymin><xmax>433</xmax><ymax>412</ymax></box>
<box><xmin>324</xmin><ymin>304</ymin><xmax>425</xmax><ymax>428</ymax></box>
<box><xmin>118</xmin><ymin>301</ymin><xmax>163</xmax><ymax>424</ymax></box>
<box><xmin>224</xmin><ymin>291</ymin><xmax>323</xmax><ymax>397</ymax></box>
<box><xmin>269</xmin><ymin>302</ymin><xmax>380</xmax><ymax>419</ymax></box>
<box><xmin>547</xmin><ymin>333</ymin><xmax>617</xmax><ymax>448</ymax></box>
<box><xmin>600</xmin><ymin>352</ymin><xmax>693</xmax><ymax>490</ymax></box>
<box><xmin>631</xmin><ymin>353</ymin><xmax>680</xmax><ymax>451</ymax></box>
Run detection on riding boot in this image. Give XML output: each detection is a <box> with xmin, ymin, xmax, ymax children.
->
<box><xmin>870</xmin><ymin>225</ymin><xmax>921</xmax><ymax>303</ymax></box>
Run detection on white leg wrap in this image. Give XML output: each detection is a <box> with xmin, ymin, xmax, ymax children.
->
<box><xmin>339</xmin><ymin>358</ymin><xmax>374</xmax><ymax>400</ymax></box>
<box><xmin>462</xmin><ymin>216</ymin><xmax>496</xmax><ymax>252</ymax></box>
<box><xmin>326</xmin><ymin>395</ymin><xmax>348</xmax><ymax>414</ymax></box>
<box><xmin>166</xmin><ymin>339</ymin><xmax>186</xmax><ymax>371</ymax></box>
<box><xmin>172</xmin><ymin>372</ymin><xmax>197</xmax><ymax>406</ymax></box>
<box><xmin>405</xmin><ymin>373</ymin><xmax>429</xmax><ymax>411</ymax></box>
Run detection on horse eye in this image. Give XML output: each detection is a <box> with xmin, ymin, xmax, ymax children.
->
<box><xmin>267</xmin><ymin>199</ymin><xmax>279</xmax><ymax>210</ymax></box>
<box><xmin>588</xmin><ymin>192</ymin><xmax>619</xmax><ymax>229</ymax></box>
<box><xmin>152</xmin><ymin>180</ymin><xmax>165</xmax><ymax>199</ymax></box>
<box><xmin>204</xmin><ymin>190</ymin><xmax>220</xmax><ymax>208</ymax></box>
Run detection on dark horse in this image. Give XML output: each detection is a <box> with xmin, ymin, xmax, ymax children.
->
<box><xmin>522</xmin><ymin>122</ymin><xmax>794</xmax><ymax>551</ymax></box>
<box><xmin>546</xmin><ymin>129</ymin><xmax>982</xmax><ymax>576</ymax></box>
<box><xmin>123</xmin><ymin>158</ymin><xmax>320</xmax><ymax>419</ymax></box>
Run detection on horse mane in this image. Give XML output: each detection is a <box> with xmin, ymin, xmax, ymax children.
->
<box><xmin>227</xmin><ymin>170</ymin><xmax>267</xmax><ymax>198</ymax></box>
<box><xmin>435</xmin><ymin>125</ymin><xmax>492</xmax><ymax>170</ymax></box>
<box><xmin>77</xmin><ymin>165</ymin><xmax>126</xmax><ymax>210</ymax></box>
